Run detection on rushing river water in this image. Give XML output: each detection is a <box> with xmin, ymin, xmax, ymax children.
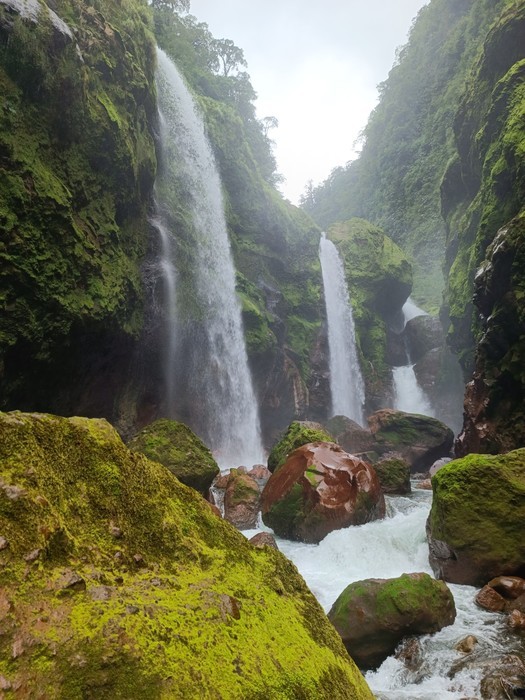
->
<box><xmin>244</xmin><ymin>487</ymin><xmax>522</xmax><ymax>698</ymax></box>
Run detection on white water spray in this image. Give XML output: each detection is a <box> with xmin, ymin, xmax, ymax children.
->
<box><xmin>393</xmin><ymin>298</ymin><xmax>434</xmax><ymax>416</ymax></box>
<box><xmin>319</xmin><ymin>233</ymin><xmax>365</xmax><ymax>424</ymax></box>
<box><xmin>154</xmin><ymin>48</ymin><xmax>263</xmax><ymax>468</ymax></box>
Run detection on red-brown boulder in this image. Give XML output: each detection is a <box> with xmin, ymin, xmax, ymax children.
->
<box><xmin>261</xmin><ymin>442</ymin><xmax>385</xmax><ymax>543</ymax></box>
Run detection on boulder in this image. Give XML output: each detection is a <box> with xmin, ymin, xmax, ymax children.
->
<box><xmin>326</xmin><ymin>415</ymin><xmax>376</xmax><ymax>456</ymax></box>
<box><xmin>427</xmin><ymin>450</ymin><xmax>525</xmax><ymax>585</ymax></box>
<box><xmin>328</xmin><ymin>572</ymin><xmax>456</xmax><ymax>670</ymax></box>
<box><xmin>267</xmin><ymin>421</ymin><xmax>333</xmax><ymax>473</ymax></box>
<box><xmin>261</xmin><ymin>442</ymin><xmax>385</xmax><ymax>544</ymax></box>
<box><xmin>368</xmin><ymin>409</ymin><xmax>454</xmax><ymax>472</ymax></box>
<box><xmin>249</xmin><ymin>532</ymin><xmax>278</xmax><ymax>549</ymax></box>
<box><xmin>0</xmin><ymin>411</ymin><xmax>373</xmax><ymax>699</ymax></box>
<box><xmin>373</xmin><ymin>456</ymin><xmax>411</xmax><ymax>495</ymax></box>
<box><xmin>128</xmin><ymin>418</ymin><xmax>219</xmax><ymax>494</ymax></box>
<box><xmin>223</xmin><ymin>469</ymin><xmax>261</xmax><ymax>530</ymax></box>
<box><xmin>404</xmin><ymin>315</ymin><xmax>444</xmax><ymax>363</ymax></box>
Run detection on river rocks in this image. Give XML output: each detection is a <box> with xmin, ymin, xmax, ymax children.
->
<box><xmin>368</xmin><ymin>409</ymin><xmax>454</xmax><ymax>472</ymax></box>
<box><xmin>262</xmin><ymin>442</ymin><xmax>385</xmax><ymax>543</ymax></box>
<box><xmin>427</xmin><ymin>450</ymin><xmax>525</xmax><ymax>585</ymax></box>
<box><xmin>479</xmin><ymin>655</ymin><xmax>525</xmax><ymax>700</ymax></box>
<box><xmin>476</xmin><ymin>576</ymin><xmax>525</xmax><ymax>632</ymax></box>
<box><xmin>223</xmin><ymin>469</ymin><xmax>260</xmax><ymax>530</ymax></box>
<box><xmin>328</xmin><ymin>572</ymin><xmax>456</xmax><ymax>670</ymax></box>
<box><xmin>128</xmin><ymin>418</ymin><xmax>219</xmax><ymax>495</ymax></box>
<box><xmin>267</xmin><ymin>420</ymin><xmax>333</xmax><ymax>473</ymax></box>
<box><xmin>373</xmin><ymin>456</ymin><xmax>411</xmax><ymax>494</ymax></box>
<box><xmin>0</xmin><ymin>411</ymin><xmax>373</xmax><ymax>699</ymax></box>
<box><xmin>249</xmin><ymin>532</ymin><xmax>278</xmax><ymax>549</ymax></box>
<box><xmin>326</xmin><ymin>415</ymin><xmax>377</xmax><ymax>456</ymax></box>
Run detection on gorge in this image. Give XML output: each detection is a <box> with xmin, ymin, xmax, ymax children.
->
<box><xmin>0</xmin><ymin>0</ymin><xmax>524</xmax><ymax>697</ymax></box>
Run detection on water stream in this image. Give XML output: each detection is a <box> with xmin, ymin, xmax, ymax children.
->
<box><xmin>154</xmin><ymin>48</ymin><xmax>263</xmax><ymax>468</ymax></box>
<box><xmin>245</xmin><ymin>489</ymin><xmax>522</xmax><ymax>698</ymax></box>
<box><xmin>319</xmin><ymin>233</ymin><xmax>365</xmax><ymax>424</ymax></box>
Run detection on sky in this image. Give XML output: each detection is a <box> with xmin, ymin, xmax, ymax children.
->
<box><xmin>188</xmin><ymin>0</ymin><xmax>429</xmax><ymax>204</ymax></box>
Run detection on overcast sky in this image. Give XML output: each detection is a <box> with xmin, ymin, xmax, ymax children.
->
<box><xmin>189</xmin><ymin>0</ymin><xmax>429</xmax><ymax>204</ymax></box>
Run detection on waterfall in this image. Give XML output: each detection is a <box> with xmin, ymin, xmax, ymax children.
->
<box><xmin>319</xmin><ymin>233</ymin><xmax>365</xmax><ymax>424</ymax></box>
<box><xmin>153</xmin><ymin>48</ymin><xmax>263</xmax><ymax>468</ymax></box>
<box><xmin>392</xmin><ymin>298</ymin><xmax>434</xmax><ymax>416</ymax></box>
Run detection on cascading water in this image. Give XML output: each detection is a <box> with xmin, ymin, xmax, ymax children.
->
<box><xmin>244</xmin><ymin>489</ymin><xmax>523</xmax><ymax>698</ymax></box>
<box><xmin>319</xmin><ymin>233</ymin><xmax>365</xmax><ymax>424</ymax></box>
<box><xmin>392</xmin><ymin>298</ymin><xmax>434</xmax><ymax>416</ymax></box>
<box><xmin>153</xmin><ymin>48</ymin><xmax>263</xmax><ymax>468</ymax></box>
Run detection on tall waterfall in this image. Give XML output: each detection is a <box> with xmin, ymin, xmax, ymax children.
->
<box><xmin>319</xmin><ymin>233</ymin><xmax>365</xmax><ymax>424</ymax></box>
<box><xmin>392</xmin><ymin>298</ymin><xmax>434</xmax><ymax>416</ymax></box>
<box><xmin>153</xmin><ymin>48</ymin><xmax>263</xmax><ymax>468</ymax></box>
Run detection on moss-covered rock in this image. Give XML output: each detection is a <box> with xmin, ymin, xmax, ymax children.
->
<box><xmin>368</xmin><ymin>409</ymin><xmax>454</xmax><ymax>473</ymax></box>
<box><xmin>326</xmin><ymin>219</ymin><xmax>412</xmax><ymax>408</ymax></box>
<box><xmin>373</xmin><ymin>457</ymin><xmax>411</xmax><ymax>495</ymax></box>
<box><xmin>427</xmin><ymin>449</ymin><xmax>525</xmax><ymax>586</ymax></box>
<box><xmin>328</xmin><ymin>572</ymin><xmax>456</xmax><ymax>670</ymax></box>
<box><xmin>267</xmin><ymin>420</ymin><xmax>334</xmax><ymax>473</ymax></box>
<box><xmin>128</xmin><ymin>418</ymin><xmax>219</xmax><ymax>494</ymax></box>
<box><xmin>0</xmin><ymin>0</ymin><xmax>157</xmax><ymax>419</ymax></box>
<box><xmin>0</xmin><ymin>411</ymin><xmax>373</xmax><ymax>699</ymax></box>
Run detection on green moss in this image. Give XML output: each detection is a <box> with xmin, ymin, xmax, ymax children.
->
<box><xmin>128</xmin><ymin>419</ymin><xmax>219</xmax><ymax>495</ymax></box>
<box><xmin>373</xmin><ymin>458</ymin><xmax>411</xmax><ymax>494</ymax></box>
<box><xmin>267</xmin><ymin>422</ymin><xmax>334</xmax><ymax>472</ymax></box>
<box><xmin>0</xmin><ymin>411</ymin><xmax>373</xmax><ymax>699</ymax></box>
<box><xmin>429</xmin><ymin>449</ymin><xmax>525</xmax><ymax>579</ymax></box>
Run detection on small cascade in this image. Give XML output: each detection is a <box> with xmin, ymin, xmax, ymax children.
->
<box><xmin>153</xmin><ymin>48</ymin><xmax>263</xmax><ymax>468</ymax></box>
<box><xmin>392</xmin><ymin>298</ymin><xmax>434</xmax><ymax>416</ymax></box>
<box><xmin>319</xmin><ymin>233</ymin><xmax>365</xmax><ymax>424</ymax></box>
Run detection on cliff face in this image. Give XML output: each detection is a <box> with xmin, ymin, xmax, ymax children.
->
<box><xmin>0</xmin><ymin>0</ymin><xmax>157</xmax><ymax>424</ymax></box>
<box><xmin>442</xmin><ymin>3</ymin><xmax>525</xmax><ymax>453</ymax></box>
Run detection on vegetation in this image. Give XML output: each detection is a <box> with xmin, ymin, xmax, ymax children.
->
<box><xmin>302</xmin><ymin>0</ymin><xmax>512</xmax><ymax>311</ymax></box>
<box><xmin>267</xmin><ymin>421</ymin><xmax>334</xmax><ymax>473</ymax></box>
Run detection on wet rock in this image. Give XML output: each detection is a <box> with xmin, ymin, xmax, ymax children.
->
<box><xmin>223</xmin><ymin>469</ymin><xmax>260</xmax><ymax>530</ymax></box>
<box><xmin>455</xmin><ymin>635</ymin><xmax>478</xmax><ymax>654</ymax></box>
<box><xmin>246</xmin><ymin>465</ymin><xmax>272</xmax><ymax>488</ymax></box>
<box><xmin>128</xmin><ymin>419</ymin><xmax>219</xmax><ymax>495</ymax></box>
<box><xmin>328</xmin><ymin>572</ymin><xmax>456</xmax><ymax>670</ymax></box>
<box><xmin>427</xmin><ymin>450</ymin><xmax>525</xmax><ymax>585</ymax></box>
<box><xmin>429</xmin><ymin>457</ymin><xmax>452</xmax><ymax>477</ymax></box>
<box><xmin>267</xmin><ymin>421</ymin><xmax>333</xmax><ymax>473</ymax></box>
<box><xmin>480</xmin><ymin>654</ymin><xmax>525</xmax><ymax>700</ymax></box>
<box><xmin>368</xmin><ymin>409</ymin><xmax>453</xmax><ymax>473</ymax></box>
<box><xmin>405</xmin><ymin>315</ymin><xmax>444</xmax><ymax>363</ymax></box>
<box><xmin>249</xmin><ymin>532</ymin><xmax>278</xmax><ymax>549</ymax></box>
<box><xmin>373</xmin><ymin>456</ymin><xmax>411</xmax><ymax>495</ymax></box>
<box><xmin>486</xmin><ymin>575</ymin><xmax>525</xmax><ymax>601</ymax></box>
<box><xmin>395</xmin><ymin>637</ymin><xmax>423</xmax><ymax>671</ymax></box>
<box><xmin>475</xmin><ymin>585</ymin><xmax>506</xmax><ymax>612</ymax></box>
<box><xmin>325</xmin><ymin>415</ymin><xmax>376</xmax><ymax>456</ymax></box>
<box><xmin>262</xmin><ymin>442</ymin><xmax>385</xmax><ymax>543</ymax></box>
<box><xmin>508</xmin><ymin>609</ymin><xmax>525</xmax><ymax>630</ymax></box>
<box><xmin>417</xmin><ymin>479</ymin><xmax>432</xmax><ymax>490</ymax></box>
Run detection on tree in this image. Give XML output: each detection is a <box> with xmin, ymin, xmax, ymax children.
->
<box><xmin>209</xmin><ymin>38</ymin><xmax>247</xmax><ymax>77</ymax></box>
<box><xmin>150</xmin><ymin>0</ymin><xmax>190</xmax><ymax>12</ymax></box>
<box><xmin>261</xmin><ymin>115</ymin><xmax>278</xmax><ymax>137</ymax></box>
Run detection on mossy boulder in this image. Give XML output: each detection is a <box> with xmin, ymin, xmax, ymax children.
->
<box><xmin>267</xmin><ymin>420</ymin><xmax>333</xmax><ymax>473</ymax></box>
<box><xmin>427</xmin><ymin>449</ymin><xmax>525</xmax><ymax>586</ymax></box>
<box><xmin>373</xmin><ymin>457</ymin><xmax>411</xmax><ymax>495</ymax></box>
<box><xmin>326</xmin><ymin>415</ymin><xmax>376</xmax><ymax>456</ymax></box>
<box><xmin>223</xmin><ymin>468</ymin><xmax>261</xmax><ymax>530</ymax></box>
<box><xmin>262</xmin><ymin>442</ymin><xmax>385</xmax><ymax>544</ymax></box>
<box><xmin>368</xmin><ymin>409</ymin><xmax>454</xmax><ymax>473</ymax></box>
<box><xmin>328</xmin><ymin>573</ymin><xmax>456</xmax><ymax>670</ymax></box>
<box><xmin>128</xmin><ymin>418</ymin><xmax>219</xmax><ymax>495</ymax></box>
<box><xmin>0</xmin><ymin>411</ymin><xmax>373</xmax><ymax>699</ymax></box>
